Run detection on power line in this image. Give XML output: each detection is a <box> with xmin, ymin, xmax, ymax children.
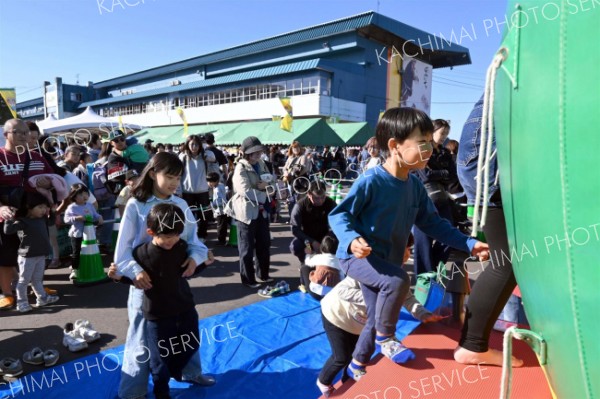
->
<box><xmin>436</xmin><ymin>73</ymin><xmax>486</xmax><ymax>82</ymax></box>
<box><xmin>432</xmin><ymin>79</ymin><xmax>483</xmax><ymax>91</ymax></box>
<box><xmin>433</xmin><ymin>76</ymin><xmax>484</xmax><ymax>88</ymax></box>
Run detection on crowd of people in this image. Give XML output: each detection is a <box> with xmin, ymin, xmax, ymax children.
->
<box><xmin>0</xmin><ymin>99</ymin><xmax>525</xmax><ymax>398</ymax></box>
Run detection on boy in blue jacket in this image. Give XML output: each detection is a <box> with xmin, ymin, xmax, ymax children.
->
<box><xmin>329</xmin><ymin>108</ymin><xmax>489</xmax><ymax>381</ymax></box>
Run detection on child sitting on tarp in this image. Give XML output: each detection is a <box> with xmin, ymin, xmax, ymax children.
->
<box><xmin>300</xmin><ymin>234</ymin><xmax>344</xmax><ymax>300</ymax></box>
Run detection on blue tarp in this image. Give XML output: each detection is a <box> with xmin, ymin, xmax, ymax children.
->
<box><xmin>1</xmin><ymin>289</ymin><xmax>442</xmax><ymax>399</ymax></box>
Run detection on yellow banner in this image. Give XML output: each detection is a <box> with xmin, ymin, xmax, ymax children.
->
<box><xmin>0</xmin><ymin>88</ymin><xmax>17</xmax><ymax>124</ymax></box>
<box><xmin>176</xmin><ymin>108</ymin><xmax>188</xmax><ymax>137</ymax></box>
<box><xmin>280</xmin><ymin>97</ymin><xmax>293</xmax><ymax>132</ymax></box>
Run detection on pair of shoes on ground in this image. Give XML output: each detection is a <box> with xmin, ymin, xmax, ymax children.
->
<box><xmin>0</xmin><ymin>357</ymin><xmax>23</xmax><ymax>378</ymax></box>
<box><xmin>258</xmin><ymin>281</ymin><xmax>290</xmax><ymax>298</ymax></box>
<box><xmin>63</xmin><ymin>320</ymin><xmax>101</xmax><ymax>352</ymax></box>
<box><xmin>22</xmin><ymin>347</ymin><xmax>60</xmax><ymax>367</ymax></box>
<box><xmin>17</xmin><ymin>294</ymin><xmax>60</xmax><ymax>313</ymax></box>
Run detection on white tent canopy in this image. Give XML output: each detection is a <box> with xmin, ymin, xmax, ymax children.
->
<box><xmin>38</xmin><ymin>107</ymin><xmax>120</xmax><ymax>134</ymax></box>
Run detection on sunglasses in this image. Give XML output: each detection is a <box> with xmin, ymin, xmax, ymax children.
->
<box><xmin>111</xmin><ymin>137</ymin><xmax>125</xmax><ymax>143</ymax></box>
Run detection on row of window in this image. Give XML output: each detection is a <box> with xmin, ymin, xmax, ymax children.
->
<box><xmin>99</xmin><ymin>76</ymin><xmax>327</xmax><ymax>117</ymax></box>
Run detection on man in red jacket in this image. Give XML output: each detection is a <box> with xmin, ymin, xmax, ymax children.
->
<box><xmin>0</xmin><ymin>119</ymin><xmax>54</xmax><ymax>310</ymax></box>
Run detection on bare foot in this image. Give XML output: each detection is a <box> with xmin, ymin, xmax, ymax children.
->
<box><xmin>454</xmin><ymin>346</ymin><xmax>524</xmax><ymax>367</ymax></box>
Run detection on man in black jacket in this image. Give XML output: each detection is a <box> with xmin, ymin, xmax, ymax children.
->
<box><xmin>289</xmin><ymin>180</ymin><xmax>336</xmax><ymax>264</ymax></box>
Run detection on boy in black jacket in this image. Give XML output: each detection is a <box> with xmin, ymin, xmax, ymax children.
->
<box><xmin>118</xmin><ymin>203</ymin><xmax>201</xmax><ymax>399</ymax></box>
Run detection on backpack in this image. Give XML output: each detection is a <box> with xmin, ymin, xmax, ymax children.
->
<box><xmin>86</xmin><ymin>162</ymin><xmax>113</xmax><ymax>201</ymax></box>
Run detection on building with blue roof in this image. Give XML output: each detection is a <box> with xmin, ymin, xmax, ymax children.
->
<box><xmin>17</xmin><ymin>11</ymin><xmax>470</xmax><ymax>130</ymax></box>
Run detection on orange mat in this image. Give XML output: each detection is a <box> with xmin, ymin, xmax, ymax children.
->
<box><xmin>323</xmin><ymin>322</ymin><xmax>552</xmax><ymax>399</ymax></box>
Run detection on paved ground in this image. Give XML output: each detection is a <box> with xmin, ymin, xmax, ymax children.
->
<box><xmin>0</xmin><ymin>218</ymin><xmax>308</xmax><ymax>379</ymax></box>
<box><xmin>0</xmin><ymin>207</ymin><xmax>479</xmax><ymax>383</ymax></box>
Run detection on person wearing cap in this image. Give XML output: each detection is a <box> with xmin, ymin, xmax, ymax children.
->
<box><xmin>225</xmin><ymin>136</ymin><xmax>275</xmax><ymax>288</ymax></box>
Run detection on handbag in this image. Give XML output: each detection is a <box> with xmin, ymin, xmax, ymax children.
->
<box><xmin>8</xmin><ymin>153</ymin><xmax>31</xmax><ymax>209</ymax></box>
<box><xmin>414</xmin><ymin>261</ymin><xmax>447</xmax><ymax>311</ymax></box>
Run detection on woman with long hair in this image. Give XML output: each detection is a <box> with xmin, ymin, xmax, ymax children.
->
<box><xmin>114</xmin><ymin>152</ymin><xmax>215</xmax><ymax>398</ymax></box>
<box><xmin>282</xmin><ymin>141</ymin><xmax>312</xmax><ymax>212</ymax></box>
<box><xmin>179</xmin><ymin>135</ymin><xmax>216</xmax><ymax>242</ymax></box>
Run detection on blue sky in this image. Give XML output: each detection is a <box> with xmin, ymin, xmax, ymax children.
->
<box><xmin>0</xmin><ymin>0</ymin><xmax>509</xmax><ymax>138</ymax></box>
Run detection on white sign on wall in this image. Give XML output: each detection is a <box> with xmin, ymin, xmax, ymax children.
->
<box><xmin>401</xmin><ymin>57</ymin><xmax>432</xmax><ymax>115</ymax></box>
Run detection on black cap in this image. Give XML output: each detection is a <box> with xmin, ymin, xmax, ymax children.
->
<box><xmin>204</xmin><ymin>132</ymin><xmax>215</xmax><ymax>144</ymax></box>
<box><xmin>241</xmin><ymin>136</ymin><xmax>264</xmax><ymax>154</ymax></box>
<box><xmin>145</xmin><ymin>139</ymin><xmax>154</xmax><ymax>144</ymax></box>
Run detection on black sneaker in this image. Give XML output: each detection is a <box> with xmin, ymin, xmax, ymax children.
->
<box><xmin>258</xmin><ymin>277</ymin><xmax>274</xmax><ymax>284</ymax></box>
<box><xmin>243</xmin><ymin>282</ymin><xmax>261</xmax><ymax>289</ymax></box>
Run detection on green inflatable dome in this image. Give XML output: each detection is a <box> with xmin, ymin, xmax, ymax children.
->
<box><xmin>493</xmin><ymin>1</ymin><xmax>599</xmax><ymax>398</ymax></box>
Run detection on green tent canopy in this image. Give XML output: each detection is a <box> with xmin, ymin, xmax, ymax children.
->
<box><xmin>133</xmin><ymin>126</ymin><xmax>183</xmax><ymax>144</ymax></box>
<box><xmin>134</xmin><ymin>118</ymin><xmax>351</xmax><ymax>147</ymax></box>
<box><xmin>329</xmin><ymin>122</ymin><xmax>374</xmax><ymax>146</ymax></box>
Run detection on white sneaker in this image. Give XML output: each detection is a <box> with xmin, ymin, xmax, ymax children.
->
<box><xmin>35</xmin><ymin>295</ymin><xmax>59</xmax><ymax>307</ymax></box>
<box><xmin>63</xmin><ymin>323</ymin><xmax>88</xmax><ymax>352</ymax></box>
<box><xmin>74</xmin><ymin>319</ymin><xmax>100</xmax><ymax>343</ymax></box>
<box><xmin>69</xmin><ymin>268</ymin><xmax>78</xmax><ymax>280</ymax></box>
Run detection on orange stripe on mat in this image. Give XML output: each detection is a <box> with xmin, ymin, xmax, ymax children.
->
<box><xmin>323</xmin><ymin>322</ymin><xmax>552</xmax><ymax>399</ymax></box>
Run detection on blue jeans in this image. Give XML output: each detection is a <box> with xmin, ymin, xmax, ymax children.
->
<box><xmin>456</xmin><ymin>95</ymin><xmax>500</xmax><ymax>206</ymax></box>
<box><xmin>497</xmin><ymin>294</ymin><xmax>520</xmax><ymax>323</ymax></box>
<box><xmin>118</xmin><ymin>287</ymin><xmax>204</xmax><ymax>399</ymax></box>
<box><xmin>97</xmin><ymin>197</ymin><xmax>115</xmax><ymax>247</ymax></box>
<box><xmin>340</xmin><ymin>255</ymin><xmax>410</xmax><ymax>364</ymax></box>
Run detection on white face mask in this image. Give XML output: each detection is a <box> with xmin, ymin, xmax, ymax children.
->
<box><xmin>202</xmin><ymin>143</ymin><xmax>208</xmax><ymax>149</ymax></box>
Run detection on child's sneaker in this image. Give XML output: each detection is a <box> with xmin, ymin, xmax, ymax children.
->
<box><xmin>258</xmin><ymin>286</ymin><xmax>276</xmax><ymax>298</ymax></box>
<box><xmin>36</xmin><ymin>295</ymin><xmax>59</xmax><ymax>307</ymax></box>
<box><xmin>63</xmin><ymin>323</ymin><xmax>88</xmax><ymax>352</ymax></box>
<box><xmin>22</xmin><ymin>347</ymin><xmax>44</xmax><ymax>365</ymax></box>
<box><xmin>316</xmin><ymin>378</ymin><xmax>335</xmax><ymax>398</ymax></box>
<box><xmin>43</xmin><ymin>349</ymin><xmax>60</xmax><ymax>367</ymax></box>
<box><xmin>17</xmin><ymin>302</ymin><xmax>32</xmax><ymax>313</ymax></box>
<box><xmin>69</xmin><ymin>268</ymin><xmax>78</xmax><ymax>280</ymax></box>
<box><xmin>73</xmin><ymin>319</ymin><xmax>101</xmax><ymax>343</ymax></box>
<box><xmin>377</xmin><ymin>337</ymin><xmax>415</xmax><ymax>364</ymax></box>
<box><xmin>346</xmin><ymin>362</ymin><xmax>366</xmax><ymax>382</ymax></box>
<box><xmin>0</xmin><ymin>357</ymin><xmax>23</xmax><ymax>378</ymax></box>
<box><xmin>276</xmin><ymin>280</ymin><xmax>290</xmax><ymax>293</ymax></box>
